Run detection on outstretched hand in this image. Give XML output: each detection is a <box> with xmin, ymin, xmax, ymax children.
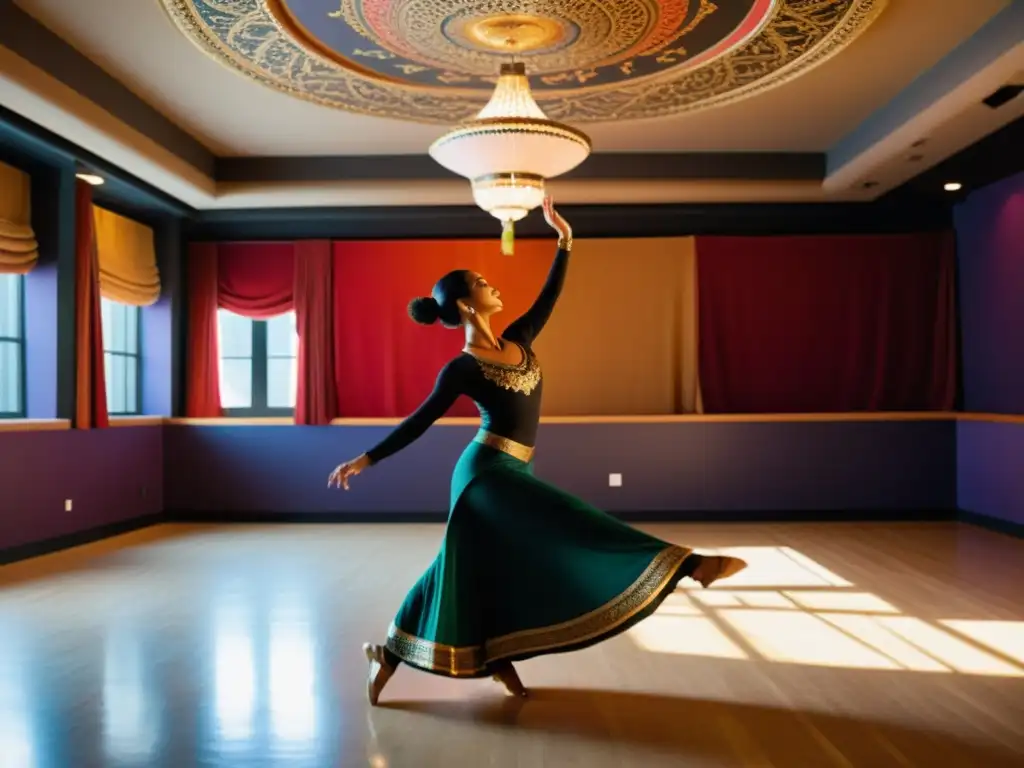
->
<box><xmin>542</xmin><ymin>196</ymin><xmax>571</xmax><ymax>241</ymax></box>
<box><xmin>328</xmin><ymin>454</ymin><xmax>371</xmax><ymax>490</ymax></box>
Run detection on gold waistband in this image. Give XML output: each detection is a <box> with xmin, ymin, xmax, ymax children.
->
<box><xmin>474</xmin><ymin>430</ymin><xmax>535</xmax><ymax>463</ymax></box>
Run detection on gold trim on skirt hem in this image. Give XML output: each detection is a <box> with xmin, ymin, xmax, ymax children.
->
<box><xmin>473</xmin><ymin>430</ymin><xmax>535</xmax><ymax>463</ymax></box>
<box><xmin>384</xmin><ymin>545</ymin><xmax>692</xmax><ymax>676</ymax></box>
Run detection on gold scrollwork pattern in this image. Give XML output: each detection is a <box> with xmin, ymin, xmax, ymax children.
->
<box><xmin>472</xmin><ymin>344</ymin><xmax>542</xmax><ymax>396</ymax></box>
<box><xmin>158</xmin><ymin>0</ymin><xmax>886</xmax><ymax>124</ymax></box>
<box><xmin>345</xmin><ymin>0</ymin><xmax>661</xmax><ymax>76</ymax></box>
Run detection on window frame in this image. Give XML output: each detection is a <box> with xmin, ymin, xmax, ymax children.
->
<box><xmin>220</xmin><ymin>314</ymin><xmax>297</xmax><ymax>418</ymax></box>
<box><xmin>101</xmin><ymin>298</ymin><xmax>143</xmax><ymax>417</ymax></box>
<box><xmin>0</xmin><ymin>273</ymin><xmax>27</xmax><ymax>419</ymax></box>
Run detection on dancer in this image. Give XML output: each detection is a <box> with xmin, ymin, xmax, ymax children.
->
<box><xmin>328</xmin><ymin>197</ymin><xmax>747</xmax><ymax>705</ymax></box>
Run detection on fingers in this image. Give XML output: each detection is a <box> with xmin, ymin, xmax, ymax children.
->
<box><xmin>328</xmin><ymin>465</ymin><xmax>348</xmax><ymax>489</ymax></box>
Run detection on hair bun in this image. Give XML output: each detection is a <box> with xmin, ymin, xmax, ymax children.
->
<box><xmin>408</xmin><ymin>296</ymin><xmax>441</xmax><ymax>325</ymax></box>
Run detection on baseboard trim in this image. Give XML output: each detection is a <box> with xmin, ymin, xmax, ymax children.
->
<box><xmin>164</xmin><ymin>508</ymin><xmax>957</xmax><ymax>525</ymax></box>
<box><xmin>0</xmin><ymin>512</ymin><xmax>165</xmax><ymax>566</ymax></box>
<box><xmin>957</xmin><ymin>510</ymin><xmax>1024</xmax><ymax>539</ymax></box>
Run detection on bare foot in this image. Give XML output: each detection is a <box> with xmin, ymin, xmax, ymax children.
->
<box><xmin>492</xmin><ymin>662</ymin><xmax>529</xmax><ymax>698</ymax></box>
<box><xmin>692</xmin><ymin>555</ymin><xmax>748</xmax><ymax>588</ymax></box>
<box><xmin>364</xmin><ymin>643</ymin><xmax>396</xmax><ymax>706</ymax></box>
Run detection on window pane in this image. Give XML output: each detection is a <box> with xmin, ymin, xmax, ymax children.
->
<box><xmin>267</xmin><ymin>312</ymin><xmax>297</xmax><ymax>356</ymax></box>
<box><xmin>126</xmin><ymin>305</ymin><xmax>139</xmax><ymax>354</ymax></box>
<box><xmin>126</xmin><ymin>356</ymin><xmax>138</xmax><ymax>414</ymax></box>
<box><xmin>220</xmin><ymin>359</ymin><xmax>253</xmax><ymax>409</ymax></box>
<box><xmin>0</xmin><ymin>340</ymin><xmax>21</xmax><ymax>413</ymax></box>
<box><xmin>218</xmin><ymin>310</ymin><xmax>253</xmax><ymax>357</ymax></box>
<box><xmin>102</xmin><ymin>298</ymin><xmax>133</xmax><ymax>354</ymax></box>
<box><xmin>267</xmin><ymin>357</ymin><xmax>297</xmax><ymax>408</ymax></box>
<box><xmin>0</xmin><ymin>274</ymin><xmax>20</xmax><ymax>338</ymax></box>
<box><xmin>106</xmin><ymin>353</ymin><xmax>127</xmax><ymax>414</ymax></box>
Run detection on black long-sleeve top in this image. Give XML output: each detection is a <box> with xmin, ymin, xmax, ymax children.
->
<box><xmin>365</xmin><ymin>246</ymin><xmax>569</xmax><ymax>464</ymax></box>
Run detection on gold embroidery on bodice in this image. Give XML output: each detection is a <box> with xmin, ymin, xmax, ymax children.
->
<box><xmin>474</xmin><ymin>344</ymin><xmax>541</xmax><ymax>395</ymax></box>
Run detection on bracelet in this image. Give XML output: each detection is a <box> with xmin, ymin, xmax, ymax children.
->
<box><xmin>557</xmin><ymin>235</ymin><xmax>573</xmax><ymax>251</ymax></box>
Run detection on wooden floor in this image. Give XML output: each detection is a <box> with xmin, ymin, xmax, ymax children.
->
<box><xmin>1</xmin><ymin>522</ymin><xmax>1023</xmax><ymax>767</ymax></box>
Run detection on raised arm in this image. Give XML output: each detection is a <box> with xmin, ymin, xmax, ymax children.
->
<box><xmin>328</xmin><ymin>361</ymin><xmax>463</xmax><ymax>489</ymax></box>
<box><xmin>503</xmin><ymin>197</ymin><xmax>573</xmax><ymax>346</ymax></box>
<box><xmin>503</xmin><ymin>245</ymin><xmax>570</xmax><ymax>346</ymax></box>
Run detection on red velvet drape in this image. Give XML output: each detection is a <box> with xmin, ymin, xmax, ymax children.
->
<box><xmin>73</xmin><ymin>180</ymin><xmax>109</xmax><ymax>429</ymax></box>
<box><xmin>332</xmin><ymin>239</ymin><xmax>553</xmax><ymax>417</ymax></box>
<box><xmin>696</xmin><ymin>233</ymin><xmax>957</xmax><ymax>413</ymax></box>
<box><xmin>218</xmin><ymin>242</ymin><xmax>294</xmax><ymax>317</ymax></box>
<box><xmin>185</xmin><ymin>243</ymin><xmax>223</xmax><ymax>417</ymax></box>
<box><xmin>294</xmin><ymin>240</ymin><xmax>338</xmax><ymax>425</ymax></box>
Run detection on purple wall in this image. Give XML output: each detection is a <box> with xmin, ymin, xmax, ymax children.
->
<box><xmin>954</xmin><ymin>170</ymin><xmax>1024</xmax><ymax>526</ymax></box>
<box><xmin>164</xmin><ymin>420</ymin><xmax>955</xmax><ymax>516</ymax></box>
<box><xmin>955</xmin><ymin>170</ymin><xmax>1024</xmax><ymax>413</ymax></box>
<box><xmin>957</xmin><ymin>420</ymin><xmax>1024</xmax><ymax>527</ymax></box>
<box><xmin>0</xmin><ymin>427</ymin><xmax>163</xmax><ymax>552</ymax></box>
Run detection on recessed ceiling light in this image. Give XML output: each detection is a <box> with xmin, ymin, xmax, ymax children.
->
<box><xmin>76</xmin><ymin>173</ymin><xmax>105</xmax><ymax>186</ymax></box>
<box><xmin>944</xmin><ymin>182</ymin><xmax>962</xmax><ymax>192</ymax></box>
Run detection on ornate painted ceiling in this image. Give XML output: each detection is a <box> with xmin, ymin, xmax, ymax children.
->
<box><xmin>161</xmin><ymin>0</ymin><xmax>886</xmax><ymax>124</ymax></box>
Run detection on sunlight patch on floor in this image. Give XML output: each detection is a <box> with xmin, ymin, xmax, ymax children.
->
<box><xmin>631</xmin><ymin>547</ymin><xmax>1024</xmax><ymax>677</ymax></box>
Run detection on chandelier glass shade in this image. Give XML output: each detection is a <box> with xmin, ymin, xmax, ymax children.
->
<box><xmin>428</xmin><ymin>62</ymin><xmax>591</xmax><ymax>253</ymax></box>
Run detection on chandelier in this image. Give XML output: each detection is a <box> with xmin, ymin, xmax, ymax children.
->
<box><xmin>428</xmin><ymin>62</ymin><xmax>592</xmax><ymax>254</ymax></box>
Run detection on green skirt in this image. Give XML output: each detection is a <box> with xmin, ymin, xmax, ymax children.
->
<box><xmin>384</xmin><ymin>440</ymin><xmax>695</xmax><ymax>678</ymax></box>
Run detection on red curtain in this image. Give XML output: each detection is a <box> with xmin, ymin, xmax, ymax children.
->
<box><xmin>332</xmin><ymin>239</ymin><xmax>554</xmax><ymax>417</ymax></box>
<box><xmin>696</xmin><ymin>233</ymin><xmax>957</xmax><ymax>413</ymax></box>
<box><xmin>185</xmin><ymin>243</ymin><xmax>222</xmax><ymax>417</ymax></box>
<box><xmin>218</xmin><ymin>242</ymin><xmax>294</xmax><ymax>318</ymax></box>
<box><xmin>73</xmin><ymin>180</ymin><xmax>109</xmax><ymax>429</ymax></box>
<box><xmin>294</xmin><ymin>240</ymin><xmax>338</xmax><ymax>425</ymax></box>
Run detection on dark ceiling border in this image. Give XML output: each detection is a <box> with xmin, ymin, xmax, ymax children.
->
<box><xmin>187</xmin><ymin>201</ymin><xmax>950</xmax><ymax>241</ymax></box>
<box><xmin>214</xmin><ymin>152</ymin><xmax>826</xmax><ymax>183</ymax></box>
<box><xmin>881</xmin><ymin>115</ymin><xmax>1024</xmax><ymax>207</ymax></box>
<box><xmin>0</xmin><ymin>104</ymin><xmax>193</xmax><ymax>220</ymax></box>
<box><xmin>0</xmin><ymin>0</ymin><xmax>214</xmax><ymax>177</ymax></box>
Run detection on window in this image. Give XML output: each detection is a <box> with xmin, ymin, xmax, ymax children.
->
<box><xmin>101</xmin><ymin>298</ymin><xmax>141</xmax><ymax>415</ymax></box>
<box><xmin>0</xmin><ymin>273</ymin><xmax>25</xmax><ymax>417</ymax></box>
<box><xmin>218</xmin><ymin>310</ymin><xmax>298</xmax><ymax>415</ymax></box>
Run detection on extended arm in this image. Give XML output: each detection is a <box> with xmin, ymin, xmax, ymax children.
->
<box><xmin>364</xmin><ymin>361</ymin><xmax>463</xmax><ymax>465</ymax></box>
<box><xmin>503</xmin><ymin>244</ymin><xmax>570</xmax><ymax>346</ymax></box>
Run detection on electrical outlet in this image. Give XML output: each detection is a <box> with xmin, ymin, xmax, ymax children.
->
<box><xmin>65</xmin><ymin>499</ymin><xmax>73</xmax><ymax>512</ymax></box>
<box><xmin>609</xmin><ymin>473</ymin><xmax>623</xmax><ymax>488</ymax></box>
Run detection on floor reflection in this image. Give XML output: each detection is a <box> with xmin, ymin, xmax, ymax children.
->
<box><xmin>103</xmin><ymin>623</ymin><xmax>159</xmax><ymax>762</ymax></box>
<box><xmin>213</xmin><ymin>602</ymin><xmax>256</xmax><ymax>745</ymax></box>
<box><xmin>0</xmin><ymin>523</ymin><xmax>1021</xmax><ymax>766</ymax></box>
<box><xmin>0</xmin><ymin>628</ymin><xmax>36</xmax><ymax>768</ymax></box>
<box><xmin>268</xmin><ymin>593</ymin><xmax>318</xmax><ymax>745</ymax></box>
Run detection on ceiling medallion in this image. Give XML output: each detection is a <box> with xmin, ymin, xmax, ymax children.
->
<box><xmin>161</xmin><ymin>0</ymin><xmax>886</xmax><ymax>124</ymax></box>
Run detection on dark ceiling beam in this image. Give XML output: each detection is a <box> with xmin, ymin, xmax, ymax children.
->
<box><xmin>881</xmin><ymin>115</ymin><xmax>1024</xmax><ymax>207</ymax></box>
<box><xmin>0</xmin><ymin>104</ymin><xmax>194</xmax><ymax>220</ymax></box>
<box><xmin>214</xmin><ymin>152</ymin><xmax>826</xmax><ymax>183</ymax></box>
<box><xmin>0</xmin><ymin>0</ymin><xmax>214</xmax><ymax>177</ymax></box>
<box><xmin>187</xmin><ymin>200</ymin><xmax>950</xmax><ymax>242</ymax></box>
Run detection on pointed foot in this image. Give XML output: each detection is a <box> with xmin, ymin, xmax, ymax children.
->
<box><xmin>694</xmin><ymin>555</ymin><xmax>748</xmax><ymax>589</ymax></box>
<box><xmin>364</xmin><ymin>643</ymin><xmax>395</xmax><ymax>707</ymax></box>
<box><xmin>492</xmin><ymin>662</ymin><xmax>529</xmax><ymax>698</ymax></box>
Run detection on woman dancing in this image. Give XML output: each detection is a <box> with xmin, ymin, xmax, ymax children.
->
<box><xmin>328</xmin><ymin>197</ymin><xmax>747</xmax><ymax>705</ymax></box>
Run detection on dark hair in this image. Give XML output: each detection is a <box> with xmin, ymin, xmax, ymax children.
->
<box><xmin>408</xmin><ymin>269</ymin><xmax>471</xmax><ymax>328</ymax></box>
